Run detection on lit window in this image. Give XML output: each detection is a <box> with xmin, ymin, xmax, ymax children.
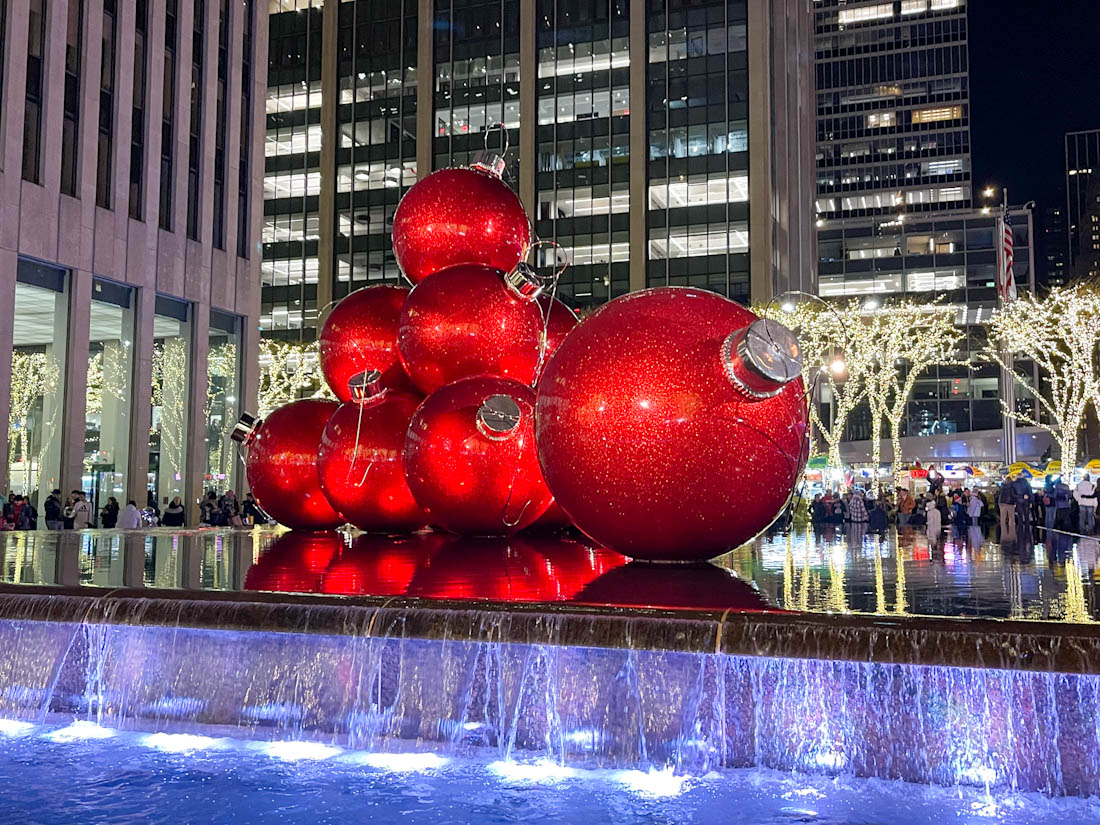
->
<box><xmin>929</xmin><ymin>0</ymin><xmax>959</xmax><ymax>9</ymax></box>
<box><xmin>866</xmin><ymin>112</ymin><xmax>896</xmax><ymax>129</ymax></box>
<box><xmin>911</xmin><ymin>106</ymin><xmax>963</xmax><ymax>124</ymax></box>
<box><xmin>900</xmin><ymin>0</ymin><xmax>928</xmax><ymax>14</ymax></box>
<box><xmin>838</xmin><ymin>3</ymin><xmax>893</xmax><ymax>24</ymax></box>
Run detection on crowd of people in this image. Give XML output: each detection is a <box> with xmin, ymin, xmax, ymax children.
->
<box><xmin>809</xmin><ymin>472</ymin><xmax>1098</xmax><ymax>543</ymax></box>
<box><xmin>0</xmin><ymin>488</ymin><xmax>271</xmax><ymax>531</ymax></box>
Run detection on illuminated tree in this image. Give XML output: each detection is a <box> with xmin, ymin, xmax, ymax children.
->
<box><xmin>987</xmin><ymin>284</ymin><xmax>1100</xmax><ymax>482</ymax></box>
<box><xmin>761</xmin><ymin>298</ymin><xmax>876</xmax><ymax>472</ymax></box>
<box><xmin>864</xmin><ymin>301</ymin><xmax>963</xmax><ymax>485</ymax></box>
<box><xmin>8</xmin><ymin>350</ymin><xmax>60</xmax><ymax>492</ymax></box>
<box><xmin>256</xmin><ymin>339</ymin><xmax>333</xmax><ymax>417</ymax></box>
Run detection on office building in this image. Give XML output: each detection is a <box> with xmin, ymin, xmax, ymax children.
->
<box><xmin>1037</xmin><ymin>203</ymin><xmax>1068</xmax><ymax>289</ymax></box>
<box><xmin>1</xmin><ymin>0</ymin><xmax>267</xmax><ymax>522</ymax></box>
<box><xmin>261</xmin><ymin>0</ymin><xmax>817</xmax><ymax>339</ymax></box>
<box><xmin>1066</xmin><ymin>129</ymin><xmax>1100</xmax><ymax>279</ymax></box>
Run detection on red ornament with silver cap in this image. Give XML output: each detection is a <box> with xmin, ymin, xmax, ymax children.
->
<box><xmin>233</xmin><ymin>399</ymin><xmax>344</xmax><ymax>531</ymax></box>
<box><xmin>318</xmin><ymin>284</ymin><xmax>416</xmax><ymax>403</ymax></box>
<box><xmin>397</xmin><ymin>259</ymin><xmax>549</xmax><ymax>395</ymax></box>
<box><xmin>534</xmin><ymin>287</ymin><xmax>808</xmax><ymax>561</ymax></box>
<box><xmin>391</xmin><ymin>127</ymin><xmax>531</xmax><ymax>284</ymax></box>
<box><xmin>316</xmin><ymin>370</ymin><xmax>428</xmax><ymax>533</ymax></box>
<box><xmin>403</xmin><ymin>375</ymin><xmax>553</xmax><ymax>536</ymax></box>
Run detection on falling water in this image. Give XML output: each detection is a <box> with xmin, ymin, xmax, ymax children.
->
<box><xmin>0</xmin><ymin>593</ymin><xmax>1099</xmax><ymax>796</ymax></box>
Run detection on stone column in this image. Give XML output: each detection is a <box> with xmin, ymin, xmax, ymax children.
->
<box><xmin>518</xmin><ymin>0</ymin><xmax>535</xmax><ymax>216</ymax></box>
<box><xmin>747</xmin><ymin>0</ymin><xmax>774</xmax><ymax>304</ymax></box>
<box><xmin>127</xmin><ymin>287</ymin><xmax>156</xmax><ymax>505</ymax></box>
<box><xmin>60</xmin><ymin>269</ymin><xmax>93</xmax><ymax>507</ymax></box>
<box><xmin>627</xmin><ymin>0</ymin><xmax>647</xmax><ymax>293</ymax></box>
<box><xmin>316</xmin><ymin>0</ymin><xmax>339</xmax><ymax>315</ymax></box>
<box><xmin>416</xmin><ymin>0</ymin><xmax>434</xmax><ymax>181</ymax></box>
<box><xmin>185</xmin><ymin>306</ymin><xmax>211</xmax><ymax>519</ymax></box>
<box><xmin>0</xmin><ymin>249</ymin><xmax>16</xmax><ymax>494</ymax></box>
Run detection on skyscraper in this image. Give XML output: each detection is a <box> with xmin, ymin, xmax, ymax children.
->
<box><xmin>261</xmin><ymin>0</ymin><xmax>817</xmax><ymax>340</ymax></box>
<box><xmin>1</xmin><ymin>0</ymin><xmax>266</xmax><ymax>519</ymax></box>
<box><xmin>1066</xmin><ymin>129</ymin><xmax>1100</xmax><ymax>281</ymax></box>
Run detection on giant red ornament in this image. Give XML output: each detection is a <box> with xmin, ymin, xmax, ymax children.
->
<box><xmin>398</xmin><ymin>263</ymin><xmax>544</xmax><ymax>395</ymax></box>
<box><xmin>318</xmin><ymin>285</ymin><xmax>415</xmax><ymax>403</ymax></box>
<box><xmin>535</xmin><ymin>287</ymin><xmax>807</xmax><ymax>561</ymax></box>
<box><xmin>316</xmin><ymin>382</ymin><xmax>428</xmax><ymax>533</ymax></box>
<box><xmin>536</xmin><ymin>296</ymin><xmax>579</xmax><ymax>378</ymax></box>
<box><xmin>404</xmin><ymin>375</ymin><xmax>553</xmax><ymax>535</ymax></box>
<box><xmin>238</xmin><ymin>400</ymin><xmax>344</xmax><ymax>530</ymax></box>
<box><xmin>391</xmin><ymin>164</ymin><xmax>531</xmax><ymax>285</ymax></box>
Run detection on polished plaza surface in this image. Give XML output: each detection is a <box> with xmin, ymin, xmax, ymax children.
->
<box><xmin>0</xmin><ymin>524</ymin><xmax>1095</xmax><ymax>622</ymax></box>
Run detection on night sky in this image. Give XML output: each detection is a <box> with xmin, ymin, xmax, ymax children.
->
<box><xmin>969</xmin><ymin>0</ymin><xmax>1100</xmax><ymax>211</ymax></box>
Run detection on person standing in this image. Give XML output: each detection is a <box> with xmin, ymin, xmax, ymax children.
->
<box><xmin>1074</xmin><ymin>474</ymin><xmax>1097</xmax><ymax>535</ymax></box>
<box><xmin>847</xmin><ymin>489</ymin><xmax>868</xmax><ymax>524</ymax></box>
<box><xmin>162</xmin><ymin>497</ymin><xmax>186</xmax><ymax>527</ymax></box>
<box><xmin>118</xmin><ymin>501</ymin><xmax>142</xmax><ymax>529</ymax></box>
<box><xmin>100</xmin><ymin>497</ymin><xmax>120</xmax><ymax>529</ymax></box>
<box><xmin>926</xmin><ymin>499</ymin><xmax>942</xmax><ymax>539</ymax></box>
<box><xmin>998</xmin><ymin>478</ymin><xmax>1017</xmax><ymax>541</ymax></box>
<box><xmin>897</xmin><ymin>489</ymin><xmax>915</xmax><ymax>527</ymax></box>
<box><xmin>44</xmin><ymin>489</ymin><xmax>64</xmax><ymax>530</ymax></box>
<box><xmin>70</xmin><ymin>491</ymin><xmax>92</xmax><ymax>530</ymax></box>
<box><xmin>1052</xmin><ymin>477</ymin><xmax>1073</xmax><ymax>533</ymax></box>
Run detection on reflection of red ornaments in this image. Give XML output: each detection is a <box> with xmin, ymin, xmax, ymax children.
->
<box><xmin>398</xmin><ymin>264</ymin><xmax>543</xmax><ymax>395</ymax></box>
<box><xmin>322</xmin><ymin>533</ymin><xmax>443</xmax><ymax>596</ymax></box>
<box><xmin>391</xmin><ymin>167</ymin><xmax>531</xmax><ymax>284</ymax></box>
<box><xmin>574</xmin><ymin>563</ymin><xmax>771</xmax><ymax>611</ymax></box>
<box><xmin>244</xmin><ymin>531</ymin><xmax>343</xmax><ymax>594</ymax></box>
<box><xmin>244</xmin><ymin>400</ymin><xmax>344</xmax><ymax>530</ymax></box>
<box><xmin>318</xmin><ymin>285</ymin><xmax>414</xmax><ymax>402</ymax></box>
<box><xmin>404</xmin><ymin>376</ymin><xmax>552</xmax><ymax>535</ymax></box>
<box><xmin>317</xmin><ymin>392</ymin><xmax>428</xmax><ymax>533</ymax></box>
<box><xmin>535</xmin><ymin>287</ymin><xmax>807</xmax><ymax>561</ymax></box>
<box><xmin>405</xmin><ymin>537</ymin><xmax>559</xmax><ymax>602</ymax></box>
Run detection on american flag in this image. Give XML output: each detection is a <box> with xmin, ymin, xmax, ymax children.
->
<box><xmin>999</xmin><ymin>212</ymin><xmax>1017</xmax><ymax>301</ymax></box>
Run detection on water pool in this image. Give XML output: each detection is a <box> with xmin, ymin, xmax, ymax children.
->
<box><xmin>0</xmin><ymin>723</ymin><xmax>1096</xmax><ymax>825</ymax></box>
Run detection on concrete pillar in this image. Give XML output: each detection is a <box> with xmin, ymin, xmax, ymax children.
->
<box><xmin>416</xmin><ymin>0</ymin><xmax>434</xmax><ymax>180</ymax></box>
<box><xmin>185</xmin><ymin>307</ymin><xmax>211</xmax><ymax>518</ymax></box>
<box><xmin>59</xmin><ymin>268</ymin><xmax>94</xmax><ymax>507</ymax></box>
<box><xmin>0</xmin><ymin>249</ymin><xmax>16</xmax><ymax>494</ymax></box>
<box><xmin>316</xmin><ymin>0</ymin><xmax>339</xmax><ymax>315</ymax></box>
<box><xmin>747</xmin><ymin>0</ymin><xmax>774</xmax><ymax>304</ymax></box>
<box><xmin>127</xmin><ymin>287</ymin><xmax>156</xmax><ymax>505</ymax></box>
<box><xmin>518</xmin><ymin>0</ymin><xmax>535</xmax><ymax>217</ymax></box>
<box><xmin>627</xmin><ymin>0</ymin><xmax>647</xmax><ymax>293</ymax></box>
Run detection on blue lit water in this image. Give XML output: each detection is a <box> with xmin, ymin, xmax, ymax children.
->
<box><xmin>0</xmin><ymin>723</ymin><xmax>1096</xmax><ymax>825</ymax></box>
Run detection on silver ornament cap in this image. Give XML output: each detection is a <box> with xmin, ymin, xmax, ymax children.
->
<box><xmin>722</xmin><ymin>318</ymin><xmax>802</xmax><ymax>399</ymax></box>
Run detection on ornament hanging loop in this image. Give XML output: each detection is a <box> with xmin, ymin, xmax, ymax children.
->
<box><xmin>470</xmin><ymin>122</ymin><xmax>510</xmax><ymax>178</ymax></box>
<box><xmin>505</xmin><ymin>239</ymin><xmax>567</xmax><ymax>301</ymax></box>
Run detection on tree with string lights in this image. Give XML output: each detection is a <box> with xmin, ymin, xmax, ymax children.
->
<box><xmin>256</xmin><ymin>339</ymin><xmax>333</xmax><ymax>417</ymax></box>
<box><xmin>986</xmin><ymin>284</ymin><xmax>1100</xmax><ymax>482</ymax></box>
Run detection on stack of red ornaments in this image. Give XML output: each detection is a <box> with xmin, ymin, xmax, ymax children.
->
<box><xmin>238</xmin><ymin>149</ymin><xmax>810</xmax><ymax>562</ymax></box>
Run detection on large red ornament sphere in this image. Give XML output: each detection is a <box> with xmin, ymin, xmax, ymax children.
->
<box><xmin>316</xmin><ymin>392</ymin><xmax>428</xmax><ymax>533</ymax></box>
<box><xmin>398</xmin><ymin>263</ymin><xmax>544</xmax><ymax>395</ymax></box>
<box><xmin>318</xmin><ymin>285</ymin><xmax>415</xmax><ymax>402</ymax></box>
<box><xmin>404</xmin><ymin>376</ymin><xmax>553</xmax><ymax>535</ymax></box>
<box><xmin>539</xmin><ymin>297</ymin><xmax>580</xmax><ymax>364</ymax></box>
<box><xmin>535</xmin><ymin>287</ymin><xmax>807</xmax><ymax>561</ymax></box>
<box><xmin>244</xmin><ymin>399</ymin><xmax>344</xmax><ymax>530</ymax></box>
<box><xmin>391</xmin><ymin>167</ymin><xmax>531</xmax><ymax>285</ymax></box>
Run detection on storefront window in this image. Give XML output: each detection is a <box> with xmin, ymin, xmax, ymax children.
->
<box><xmin>149</xmin><ymin>296</ymin><xmax>192</xmax><ymax>510</ymax></box>
<box><xmin>205</xmin><ymin>310</ymin><xmax>241</xmax><ymax>496</ymax></box>
<box><xmin>10</xmin><ymin>260</ymin><xmax>69</xmax><ymax>517</ymax></box>
<box><xmin>83</xmin><ymin>279</ymin><xmax>136</xmax><ymax>521</ymax></box>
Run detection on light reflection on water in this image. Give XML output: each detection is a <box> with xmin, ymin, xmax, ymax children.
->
<box><xmin>0</xmin><ymin>524</ymin><xmax>1095</xmax><ymax>621</ymax></box>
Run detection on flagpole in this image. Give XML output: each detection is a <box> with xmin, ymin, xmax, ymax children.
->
<box><xmin>999</xmin><ymin>187</ymin><xmax>1017</xmax><ymax>466</ymax></box>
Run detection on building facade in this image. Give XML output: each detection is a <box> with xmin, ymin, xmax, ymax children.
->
<box><xmin>1066</xmin><ymin>129</ymin><xmax>1100</xmax><ymax>281</ymax></box>
<box><xmin>0</xmin><ymin>0</ymin><xmax>267</xmax><ymax>523</ymax></box>
<box><xmin>262</xmin><ymin>0</ymin><xmax>817</xmax><ymax>340</ymax></box>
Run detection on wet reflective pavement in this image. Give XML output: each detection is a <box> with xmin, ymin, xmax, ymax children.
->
<box><xmin>0</xmin><ymin>524</ymin><xmax>1096</xmax><ymax>622</ymax></box>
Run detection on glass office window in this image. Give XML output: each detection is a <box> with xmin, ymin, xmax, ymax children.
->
<box><xmin>205</xmin><ymin>310</ymin><xmax>241</xmax><ymax>494</ymax></box>
<box><xmin>10</xmin><ymin>260</ymin><xmax>69</xmax><ymax>516</ymax></box>
<box><xmin>83</xmin><ymin>278</ymin><xmax>135</xmax><ymax>521</ymax></box>
<box><xmin>150</xmin><ymin>296</ymin><xmax>192</xmax><ymax>509</ymax></box>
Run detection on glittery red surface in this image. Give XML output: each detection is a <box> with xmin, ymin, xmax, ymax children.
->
<box><xmin>317</xmin><ymin>394</ymin><xmax>428</xmax><ymax>533</ymax></box>
<box><xmin>404</xmin><ymin>376</ymin><xmax>553</xmax><ymax>535</ymax></box>
<box><xmin>318</xmin><ymin>285</ymin><xmax>416</xmax><ymax>403</ymax></box>
<box><xmin>535</xmin><ymin>287</ymin><xmax>809</xmax><ymax>561</ymax></box>
<box><xmin>537</xmin><ymin>297</ymin><xmax>579</xmax><ymax>377</ymax></box>
<box><xmin>529</xmin><ymin>498</ymin><xmax>574</xmax><ymax>530</ymax></box>
<box><xmin>391</xmin><ymin>167</ymin><xmax>531</xmax><ymax>284</ymax></box>
<box><xmin>245</xmin><ymin>399</ymin><xmax>344</xmax><ymax>530</ymax></box>
<box><xmin>397</xmin><ymin>264</ymin><xmax>544</xmax><ymax>395</ymax></box>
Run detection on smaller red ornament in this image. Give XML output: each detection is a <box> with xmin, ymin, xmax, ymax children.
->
<box><xmin>398</xmin><ymin>263</ymin><xmax>544</xmax><ymax>395</ymax></box>
<box><xmin>237</xmin><ymin>400</ymin><xmax>344</xmax><ymax>530</ymax></box>
<box><xmin>527</xmin><ymin>499</ymin><xmax>574</xmax><ymax>531</ymax></box>
<box><xmin>391</xmin><ymin>157</ymin><xmax>531</xmax><ymax>284</ymax></box>
<box><xmin>538</xmin><ymin>296</ymin><xmax>579</xmax><ymax>367</ymax></box>
<box><xmin>318</xmin><ymin>285</ymin><xmax>416</xmax><ymax>403</ymax></box>
<box><xmin>244</xmin><ymin>530</ymin><xmax>343</xmax><ymax>594</ymax></box>
<box><xmin>404</xmin><ymin>375</ymin><xmax>552</xmax><ymax>535</ymax></box>
<box><xmin>316</xmin><ymin>374</ymin><xmax>428</xmax><ymax>533</ymax></box>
